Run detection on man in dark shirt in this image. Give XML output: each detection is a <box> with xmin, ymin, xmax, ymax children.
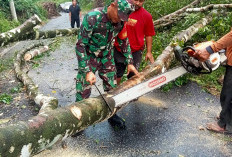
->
<box><xmin>69</xmin><ymin>0</ymin><xmax>81</xmax><ymax>28</ymax></box>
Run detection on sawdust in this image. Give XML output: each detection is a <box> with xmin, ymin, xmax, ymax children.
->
<box><xmin>137</xmin><ymin>96</ymin><xmax>168</xmax><ymax>109</ymax></box>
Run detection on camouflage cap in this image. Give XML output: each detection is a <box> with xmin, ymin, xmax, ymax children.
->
<box><xmin>116</xmin><ymin>0</ymin><xmax>134</xmax><ymax>21</ymax></box>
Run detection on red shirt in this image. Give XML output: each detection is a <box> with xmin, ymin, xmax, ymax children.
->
<box><xmin>127</xmin><ymin>7</ymin><xmax>155</xmax><ymax>52</ymax></box>
<box><xmin>114</xmin><ymin>24</ymin><xmax>128</xmax><ymax>52</ymax></box>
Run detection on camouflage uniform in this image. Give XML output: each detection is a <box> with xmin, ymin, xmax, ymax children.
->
<box><xmin>75</xmin><ymin>5</ymin><xmax>133</xmax><ymax>102</ymax></box>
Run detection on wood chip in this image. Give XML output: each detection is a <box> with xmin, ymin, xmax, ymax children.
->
<box><xmin>198</xmin><ymin>126</ymin><xmax>205</xmax><ymax>131</ymax></box>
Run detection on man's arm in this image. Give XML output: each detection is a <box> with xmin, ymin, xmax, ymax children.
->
<box><xmin>211</xmin><ymin>29</ymin><xmax>232</xmax><ymax>52</ymax></box>
<box><xmin>145</xmin><ymin>36</ymin><xmax>154</xmax><ymax>63</ymax></box>
<box><xmin>196</xmin><ymin>29</ymin><xmax>232</xmax><ymax>62</ymax></box>
<box><xmin>76</xmin><ymin>14</ymin><xmax>94</xmax><ymax>73</ymax></box>
<box><xmin>79</xmin><ymin>6</ymin><xmax>82</xmax><ymax>19</ymax></box>
<box><xmin>69</xmin><ymin>6</ymin><xmax>71</xmax><ymax>22</ymax></box>
<box><xmin>144</xmin><ymin>13</ymin><xmax>155</xmax><ymax>63</ymax></box>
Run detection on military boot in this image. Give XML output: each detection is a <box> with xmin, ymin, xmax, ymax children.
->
<box><xmin>108</xmin><ymin>114</ymin><xmax>126</xmax><ymax>129</ymax></box>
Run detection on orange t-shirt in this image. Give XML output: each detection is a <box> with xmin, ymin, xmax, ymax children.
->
<box><xmin>211</xmin><ymin>29</ymin><xmax>232</xmax><ymax>66</ymax></box>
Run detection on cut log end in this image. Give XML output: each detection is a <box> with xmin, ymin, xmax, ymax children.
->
<box><xmin>24</xmin><ymin>54</ymin><xmax>33</xmax><ymax>61</ymax></box>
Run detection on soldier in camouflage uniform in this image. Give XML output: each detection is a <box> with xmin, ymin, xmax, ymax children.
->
<box><xmin>75</xmin><ymin>0</ymin><xmax>138</xmax><ymax>128</ymax></box>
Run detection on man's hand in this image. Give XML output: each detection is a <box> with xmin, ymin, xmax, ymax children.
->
<box><xmin>195</xmin><ymin>48</ymin><xmax>211</xmax><ymax>62</ymax></box>
<box><xmin>86</xmin><ymin>71</ymin><xmax>96</xmax><ymax>85</ymax></box>
<box><xmin>127</xmin><ymin>64</ymin><xmax>139</xmax><ymax>76</ymax></box>
<box><xmin>145</xmin><ymin>52</ymin><xmax>154</xmax><ymax>63</ymax></box>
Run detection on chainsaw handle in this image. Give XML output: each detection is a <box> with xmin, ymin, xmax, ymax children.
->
<box><xmin>183</xmin><ymin>46</ymin><xmax>196</xmax><ymax>53</ymax></box>
<box><xmin>203</xmin><ymin>60</ymin><xmax>213</xmax><ymax>73</ymax></box>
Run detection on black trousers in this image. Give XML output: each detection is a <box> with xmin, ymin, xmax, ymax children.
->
<box><xmin>127</xmin><ymin>50</ymin><xmax>142</xmax><ymax>78</ymax></box>
<box><xmin>71</xmin><ymin>18</ymin><xmax>80</xmax><ymax>28</ymax></box>
<box><xmin>218</xmin><ymin>65</ymin><xmax>232</xmax><ymax>131</ymax></box>
<box><xmin>114</xmin><ymin>48</ymin><xmax>142</xmax><ymax>78</ymax></box>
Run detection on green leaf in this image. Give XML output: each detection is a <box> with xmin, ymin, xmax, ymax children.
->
<box><xmin>21</xmin><ymin>105</ymin><xmax>27</xmax><ymax>109</ymax></box>
<box><xmin>0</xmin><ymin>94</ymin><xmax>12</xmax><ymax>105</ymax></box>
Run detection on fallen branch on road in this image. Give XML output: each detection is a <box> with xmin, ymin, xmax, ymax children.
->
<box><xmin>24</xmin><ymin>45</ymin><xmax>49</xmax><ymax>61</ymax></box>
<box><xmin>154</xmin><ymin>0</ymin><xmax>200</xmax><ymax>28</ymax></box>
<box><xmin>0</xmin><ymin>14</ymin><xmax>79</xmax><ymax>47</ymax></box>
<box><xmin>14</xmin><ymin>42</ymin><xmax>58</xmax><ymax>114</ymax></box>
<box><xmin>32</xmin><ymin>28</ymin><xmax>79</xmax><ymax>40</ymax></box>
<box><xmin>0</xmin><ymin>15</ymin><xmax>42</xmax><ymax>47</ymax></box>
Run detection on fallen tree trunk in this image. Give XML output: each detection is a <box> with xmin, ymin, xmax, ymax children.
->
<box><xmin>0</xmin><ymin>12</ymin><xmax>213</xmax><ymax>157</ymax></box>
<box><xmin>154</xmin><ymin>0</ymin><xmax>200</xmax><ymax>28</ymax></box>
<box><xmin>186</xmin><ymin>4</ymin><xmax>232</xmax><ymax>12</ymax></box>
<box><xmin>32</xmin><ymin>28</ymin><xmax>79</xmax><ymax>40</ymax></box>
<box><xmin>0</xmin><ymin>15</ymin><xmax>79</xmax><ymax>47</ymax></box>
<box><xmin>24</xmin><ymin>45</ymin><xmax>49</xmax><ymax>61</ymax></box>
<box><xmin>155</xmin><ymin>14</ymin><xmax>187</xmax><ymax>29</ymax></box>
<box><xmin>14</xmin><ymin>42</ymin><xmax>58</xmax><ymax>114</ymax></box>
<box><xmin>0</xmin><ymin>14</ymin><xmax>41</xmax><ymax>47</ymax></box>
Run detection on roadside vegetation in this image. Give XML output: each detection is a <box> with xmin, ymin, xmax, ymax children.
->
<box><xmin>0</xmin><ymin>0</ymin><xmax>93</xmax><ymax>33</ymax></box>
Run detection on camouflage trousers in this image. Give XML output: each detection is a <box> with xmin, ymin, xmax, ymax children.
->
<box><xmin>76</xmin><ymin>53</ymin><xmax>117</xmax><ymax>102</ymax></box>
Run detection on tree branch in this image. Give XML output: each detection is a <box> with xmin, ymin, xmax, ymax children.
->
<box><xmin>154</xmin><ymin>0</ymin><xmax>201</xmax><ymax>27</ymax></box>
<box><xmin>0</xmin><ymin>14</ymin><xmax>41</xmax><ymax>47</ymax></box>
<box><xmin>186</xmin><ymin>4</ymin><xmax>232</xmax><ymax>12</ymax></box>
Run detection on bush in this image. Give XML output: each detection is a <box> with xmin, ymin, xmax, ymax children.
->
<box><xmin>14</xmin><ymin>0</ymin><xmax>47</xmax><ymax>21</ymax></box>
<box><xmin>144</xmin><ymin>0</ymin><xmax>194</xmax><ymax>20</ymax></box>
<box><xmin>0</xmin><ymin>12</ymin><xmax>19</xmax><ymax>33</ymax></box>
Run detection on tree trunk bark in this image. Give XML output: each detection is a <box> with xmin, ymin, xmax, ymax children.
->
<box><xmin>0</xmin><ymin>12</ymin><xmax>214</xmax><ymax>157</ymax></box>
<box><xmin>155</xmin><ymin>14</ymin><xmax>187</xmax><ymax>29</ymax></box>
<box><xmin>0</xmin><ymin>14</ymin><xmax>41</xmax><ymax>47</ymax></box>
<box><xmin>9</xmin><ymin>0</ymin><xmax>18</xmax><ymax>21</ymax></box>
<box><xmin>24</xmin><ymin>45</ymin><xmax>49</xmax><ymax>61</ymax></box>
<box><xmin>14</xmin><ymin>42</ymin><xmax>58</xmax><ymax>114</ymax></box>
<box><xmin>154</xmin><ymin>0</ymin><xmax>200</xmax><ymax>28</ymax></box>
<box><xmin>32</xmin><ymin>28</ymin><xmax>79</xmax><ymax>40</ymax></box>
<box><xmin>186</xmin><ymin>4</ymin><xmax>232</xmax><ymax>12</ymax></box>
<box><xmin>0</xmin><ymin>24</ymin><xmax>79</xmax><ymax>47</ymax></box>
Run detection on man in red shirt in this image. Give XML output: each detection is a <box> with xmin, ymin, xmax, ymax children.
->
<box><xmin>114</xmin><ymin>0</ymin><xmax>155</xmax><ymax>84</ymax></box>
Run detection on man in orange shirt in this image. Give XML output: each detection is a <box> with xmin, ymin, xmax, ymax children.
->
<box><xmin>196</xmin><ymin>29</ymin><xmax>232</xmax><ymax>133</ymax></box>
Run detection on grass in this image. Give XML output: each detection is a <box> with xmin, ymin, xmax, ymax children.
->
<box><xmin>190</xmin><ymin>66</ymin><xmax>226</xmax><ymax>95</ymax></box>
<box><xmin>10</xmin><ymin>84</ymin><xmax>23</xmax><ymax>94</ymax></box>
<box><xmin>0</xmin><ymin>94</ymin><xmax>13</xmax><ymax>105</ymax></box>
<box><xmin>144</xmin><ymin>0</ymin><xmax>194</xmax><ymax>20</ymax></box>
<box><xmin>0</xmin><ymin>12</ymin><xmax>20</xmax><ymax>33</ymax></box>
<box><xmin>0</xmin><ymin>57</ymin><xmax>14</xmax><ymax>73</ymax></box>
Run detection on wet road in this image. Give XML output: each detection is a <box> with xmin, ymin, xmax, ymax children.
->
<box><xmin>40</xmin><ymin>12</ymin><xmax>83</xmax><ymax>31</ymax></box>
<box><xmin>30</xmin><ymin>37</ymin><xmax>232</xmax><ymax>157</ymax></box>
<box><xmin>40</xmin><ymin>12</ymin><xmax>71</xmax><ymax>31</ymax></box>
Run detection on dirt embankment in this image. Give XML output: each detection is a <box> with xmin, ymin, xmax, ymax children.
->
<box><xmin>42</xmin><ymin>2</ymin><xmax>61</xmax><ymax>19</ymax></box>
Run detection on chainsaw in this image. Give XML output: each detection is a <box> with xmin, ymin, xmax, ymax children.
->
<box><xmin>110</xmin><ymin>41</ymin><xmax>227</xmax><ymax>108</ymax></box>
